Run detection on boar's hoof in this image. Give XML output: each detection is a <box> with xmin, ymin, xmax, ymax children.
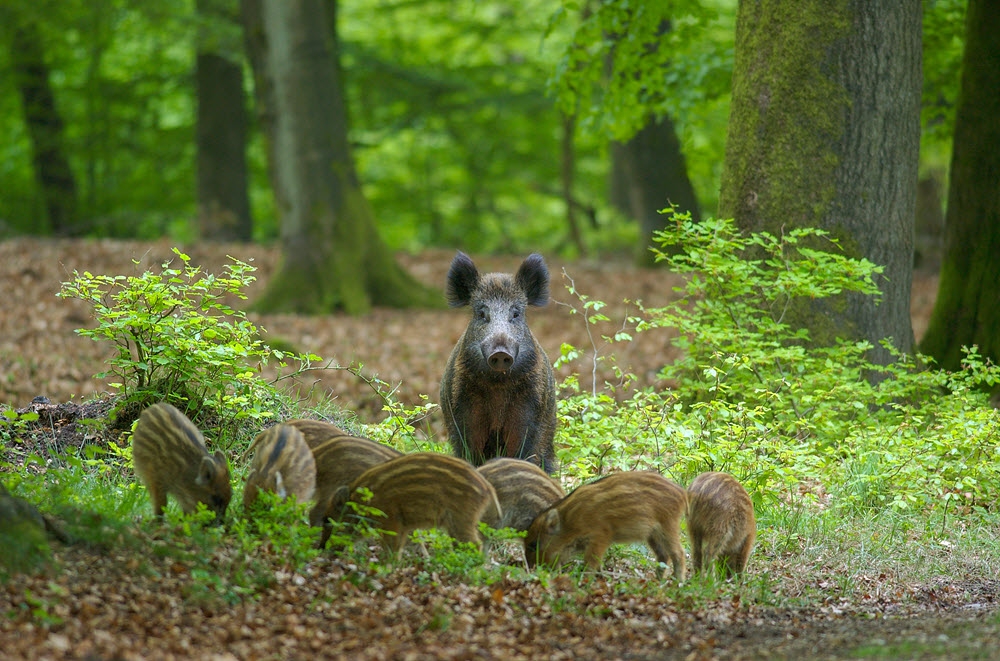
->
<box><xmin>488</xmin><ymin>351</ymin><xmax>514</xmax><ymax>372</ymax></box>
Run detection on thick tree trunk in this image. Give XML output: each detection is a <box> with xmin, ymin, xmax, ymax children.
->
<box><xmin>196</xmin><ymin>0</ymin><xmax>253</xmax><ymax>242</ymax></box>
<box><xmin>610</xmin><ymin>114</ymin><xmax>701</xmax><ymax>265</ymax></box>
<box><xmin>247</xmin><ymin>0</ymin><xmax>438</xmax><ymax>314</ymax></box>
<box><xmin>10</xmin><ymin>17</ymin><xmax>79</xmax><ymax>236</ymax></box>
<box><xmin>920</xmin><ymin>0</ymin><xmax>1000</xmax><ymax>370</ymax></box>
<box><xmin>719</xmin><ymin>0</ymin><xmax>921</xmax><ymax>361</ymax></box>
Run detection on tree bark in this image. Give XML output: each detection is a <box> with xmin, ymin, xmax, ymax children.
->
<box><xmin>196</xmin><ymin>0</ymin><xmax>253</xmax><ymax>242</ymax></box>
<box><xmin>9</xmin><ymin>16</ymin><xmax>79</xmax><ymax>236</ymax></box>
<box><xmin>560</xmin><ymin>113</ymin><xmax>586</xmax><ymax>256</ymax></box>
<box><xmin>718</xmin><ymin>0</ymin><xmax>921</xmax><ymax>361</ymax></box>
<box><xmin>610</xmin><ymin>114</ymin><xmax>701</xmax><ymax>265</ymax></box>
<box><xmin>245</xmin><ymin>0</ymin><xmax>438</xmax><ymax>314</ymax></box>
<box><xmin>919</xmin><ymin>0</ymin><xmax>1000</xmax><ymax>370</ymax></box>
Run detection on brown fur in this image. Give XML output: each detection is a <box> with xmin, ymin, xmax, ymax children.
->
<box><xmin>524</xmin><ymin>471</ymin><xmax>686</xmax><ymax>580</ymax></box>
<box><xmin>343</xmin><ymin>452</ymin><xmax>501</xmax><ymax>555</ymax></box>
<box><xmin>686</xmin><ymin>472</ymin><xmax>756</xmax><ymax>576</ymax></box>
<box><xmin>243</xmin><ymin>425</ymin><xmax>316</xmax><ymax>513</ymax></box>
<box><xmin>478</xmin><ymin>458</ymin><xmax>564</xmax><ymax>532</ymax></box>
<box><xmin>285</xmin><ymin>418</ymin><xmax>355</xmax><ymax>449</ymax></box>
<box><xmin>309</xmin><ymin>435</ymin><xmax>402</xmax><ymax>547</ymax></box>
<box><xmin>131</xmin><ymin>402</ymin><xmax>232</xmax><ymax>523</ymax></box>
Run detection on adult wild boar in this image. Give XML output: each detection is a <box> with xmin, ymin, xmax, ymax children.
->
<box><xmin>439</xmin><ymin>251</ymin><xmax>557</xmax><ymax>473</ymax></box>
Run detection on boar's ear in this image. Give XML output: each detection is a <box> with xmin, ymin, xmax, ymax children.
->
<box><xmin>213</xmin><ymin>450</ymin><xmax>229</xmax><ymax>472</ymax></box>
<box><xmin>196</xmin><ymin>456</ymin><xmax>217</xmax><ymax>486</ymax></box>
<box><xmin>540</xmin><ymin>508</ymin><xmax>561</xmax><ymax>535</ymax></box>
<box><xmin>516</xmin><ymin>253</ymin><xmax>550</xmax><ymax>307</ymax></box>
<box><xmin>329</xmin><ymin>485</ymin><xmax>351</xmax><ymax>515</ymax></box>
<box><xmin>446</xmin><ymin>251</ymin><xmax>479</xmax><ymax>307</ymax></box>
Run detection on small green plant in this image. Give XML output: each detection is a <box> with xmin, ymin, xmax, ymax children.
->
<box><xmin>236</xmin><ymin>491</ymin><xmax>322</xmax><ymax>572</ymax></box>
<box><xmin>58</xmin><ymin>249</ymin><xmax>321</xmax><ymax>443</ymax></box>
<box><xmin>410</xmin><ymin>528</ymin><xmax>487</xmax><ymax>581</ymax></box>
<box><xmin>20</xmin><ymin>587</ymin><xmax>65</xmax><ymax>627</ymax></box>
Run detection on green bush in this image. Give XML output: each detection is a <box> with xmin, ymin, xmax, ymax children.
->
<box><xmin>555</xmin><ymin>211</ymin><xmax>1000</xmax><ymax>516</ymax></box>
<box><xmin>58</xmin><ymin>248</ymin><xmax>320</xmax><ymax>444</ymax></box>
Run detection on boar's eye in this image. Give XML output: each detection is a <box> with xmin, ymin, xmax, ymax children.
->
<box><xmin>510</xmin><ymin>306</ymin><xmax>521</xmax><ymax>321</ymax></box>
<box><xmin>475</xmin><ymin>306</ymin><xmax>489</xmax><ymax>322</ymax></box>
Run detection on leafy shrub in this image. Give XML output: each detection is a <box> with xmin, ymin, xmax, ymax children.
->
<box><xmin>58</xmin><ymin>248</ymin><xmax>320</xmax><ymax>443</ymax></box>
<box><xmin>555</xmin><ymin>211</ymin><xmax>1000</xmax><ymax>516</ymax></box>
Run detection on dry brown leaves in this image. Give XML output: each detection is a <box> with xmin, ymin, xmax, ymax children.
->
<box><xmin>1</xmin><ymin>538</ymin><xmax>997</xmax><ymax>661</ymax></box>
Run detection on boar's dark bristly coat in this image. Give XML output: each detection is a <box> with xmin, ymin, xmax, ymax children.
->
<box><xmin>440</xmin><ymin>251</ymin><xmax>558</xmax><ymax>473</ymax></box>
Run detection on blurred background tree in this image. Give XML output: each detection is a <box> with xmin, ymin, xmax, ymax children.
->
<box><xmin>0</xmin><ymin>0</ymin><xmax>979</xmax><ymax>287</ymax></box>
<box><xmin>0</xmin><ymin>0</ymin><xmax>735</xmax><ymax>255</ymax></box>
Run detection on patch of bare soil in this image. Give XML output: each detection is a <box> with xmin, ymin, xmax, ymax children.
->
<box><xmin>2</xmin><ymin>238</ymin><xmax>972</xmax><ymax>660</ymax></box>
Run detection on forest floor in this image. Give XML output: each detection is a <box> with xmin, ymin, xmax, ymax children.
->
<box><xmin>4</xmin><ymin>238</ymin><xmax>998</xmax><ymax>660</ymax></box>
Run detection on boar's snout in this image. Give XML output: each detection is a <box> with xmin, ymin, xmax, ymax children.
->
<box><xmin>482</xmin><ymin>334</ymin><xmax>518</xmax><ymax>373</ymax></box>
<box><xmin>488</xmin><ymin>350</ymin><xmax>514</xmax><ymax>372</ymax></box>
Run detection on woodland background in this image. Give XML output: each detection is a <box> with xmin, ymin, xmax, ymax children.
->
<box><xmin>3</xmin><ymin>1</ymin><xmax>1000</xmax><ymax>660</ymax></box>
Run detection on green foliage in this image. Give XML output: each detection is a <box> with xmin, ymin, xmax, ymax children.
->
<box><xmin>341</xmin><ymin>0</ymin><xmax>616</xmax><ymax>255</ymax></box>
<box><xmin>548</xmin><ymin>0</ymin><xmax>731</xmax><ymax>142</ymax></box>
<box><xmin>555</xmin><ymin>211</ymin><xmax>1000</xmax><ymax>518</ymax></box>
<box><xmin>234</xmin><ymin>491</ymin><xmax>322</xmax><ymax>572</ymax></box>
<box><xmin>410</xmin><ymin>528</ymin><xmax>487</xmax><ymax>581</ymax></box>
<box><xmin>922</xmin><ymin>0</ymin><xmax>967</xmax><ymax>144</ymax></box>
<box><xmin>57</xmin><ymin>248</ymin><xmax>319</xmax><ymax>441</ymax></box>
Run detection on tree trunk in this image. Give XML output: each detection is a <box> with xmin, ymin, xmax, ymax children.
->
<box><xmin>610</xmin><ymin>114</ymin><xmax>701</xmax><ymax>265</ymax></box>
<box><xmin>718</xmin><ymin>0</ymin><xmax>921</xmax><ymax>361</ymax></box>
<box><xmin>245</xmin><ymin>0</ymin><xmax>438</xmax><ymax>314</ymax></box>
<box><xmin>561</xmin><ymin>113</ymin><xmax>586</xmax><ymax>257</ymax></box>
<box><xmin>196</xmin><ymin>0</ymin><xmax>253</xmax><ymax>242</ymax></box>
<box><xmin>10</xmin><ymin>16</ymin><xmax>79</xmax><ymax>236</ymax></box>
<box><xmin>920</xmin><ymin>0</ymin><xmax>1000</xmax><ymax>370</ymax></box>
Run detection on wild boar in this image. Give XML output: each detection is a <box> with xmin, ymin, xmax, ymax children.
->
<box><xmin>131</xmin><ymin>402</ymin><xmax>232</xmax><ymax>524</ymax></box>
<box><xmin>309</xmin><ymin>435</ymin><xmax>403</xmax><ymax>547</ymax></box>
<box><xmin>243</xmin><ymin>424</ymin><xmax>316</xmax><ymax>513</ymax></box>
<box><xmin>439</xmin><ymin>251</ymin><xmax>557</xmax><ymax>472</ymax></box>
<box><xmin>477</xmin><ymin>458</ymin><xmax>564</xmax><ymax>533</ymax></box>
<box><xmin>341</xmin><ymin>452</ymin><xmax>500</xmax><ymax>556</ymax></box>
<box><xmin>686</xmin><ymin>471</ymin><xmax>756</xmax><ymax>576</ymax></box>
<box><xmin>524</xmin><ymin>471</ymin><xmax>686</xmax><ymax>580</ymax></box>
<box><xmin>285</xmin><ymin>418</ymin><xmax>355</xmax><ymax>450</ymax></box>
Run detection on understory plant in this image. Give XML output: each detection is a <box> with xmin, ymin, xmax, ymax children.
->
<box><xmin>58</xmin><ymin>248</ymin><xmax>321</xmax><ymax>443</ymax></box>
<box><xmin>555</xmin><ymin>211</ymin><xmax>1000</xmax><ymax>518</ymax></box>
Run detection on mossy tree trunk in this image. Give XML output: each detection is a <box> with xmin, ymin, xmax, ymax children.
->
<box><xmin>244</xmin><ymin>0</ymin><xmax>439</xmax><ymax>314</ymax></box>
<box><xmin>610</xmin><ymin>113</ymin><xmax>701</xmax><ymax>265</ymax></box>
<box><xmin>719</xmin><ymin>0</ymin><xmax>921</xmax><ymax>362</ymax></box>
<box><xmin>196</xmin><ymin>0</ymin><xmax>253</xmax><ymax>242</ymax></box>
<box><xmin>919</xmin><ymin>0</ymin><xmax>1000</xmax><ymax>371</ymax></box>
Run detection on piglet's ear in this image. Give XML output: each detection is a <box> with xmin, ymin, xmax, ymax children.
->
<box><xmin>541</xmin><ymin>508</ymin><xmax>561</xmax><ymax>536</ymax></box>
<box><xmin>516</xmin><ymin>253</ymin><xmax>550</xmax><ymax>307</ymax></box>
<box><xmin>196</xmin><ymin>456</ymin><xmax>217</xmax><ymax>486</ymax></box>
<box><xmin>446</xmin><ymin>251</ymin><xmax>479</xmax><ymax>308</ymax></box>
